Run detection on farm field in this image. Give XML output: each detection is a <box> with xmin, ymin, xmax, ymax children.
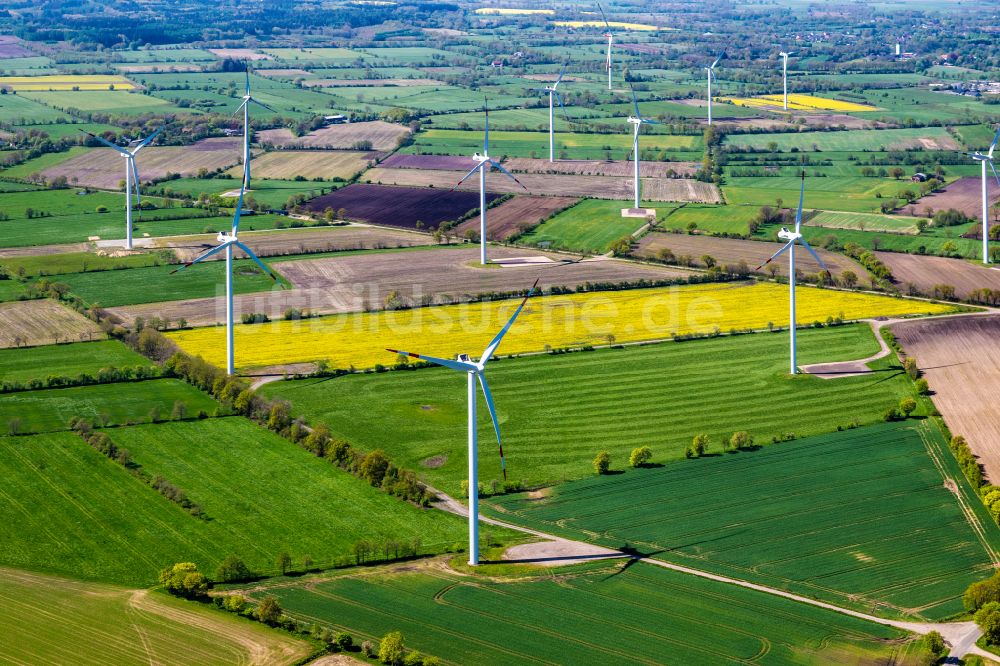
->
<box><xmin>0</xmin><ymin>248</ymin><xmax>174</xmax><ymax>277</ymax></box>
<box><xmin>877</xmin><ymin>252</ymin><xmax>1000</xmax><ymax>300</ymax></box>
<box><xmin>0</xmin><ymin>74</ymin><xmax>137</xmax><ymax>90</ymax></box>
<box><xmin>893</xmin><ymin>315</ymin><xmax>1000</xmax><ymax>482</ymax></box>
<box><xmin>795</xmin><ymin>225</ymin><xmax>983</xmax><ymax>259</ymax></box>
<box><xmin>517</xmin><ymin>198</ymin><xmax>664</xmax><ymax>253</ymax></box>
<box><xmin>0</xmin><ymin>281</ymin><xmax>26</xmax><ymax>302</ymax></box>
<box><xmin>451</xmin><ymin>195</ymin><xmax>579</xmax><ymax>241</ymax></box>
<box><xmin>264</xmin><ymin>562</ymin><xmax>916</xmax><ymax>666</ymax></box>
<box><xmin>635</xmin><ymin>233</ymin><xmax>865</xmax><ymax>277</ymax></box>
<box><xmin>0</xmin><ymin>568</ymin><xmax>313</xmax><ymax>666</ymax></box>
<box><xmin>723</xmin><ymin>176</ymin><xmax>908</xmax><ymax>214</ymax></box>
<box><xmin>261</xmin><ymin>324</ymin><xmax>925</xmax><ymax>494</ymax></box>
<box><xmin>303</xmin><ymin>183</ymin><xmax>501</xmax><ymax>230</ymax></box>
<box><xmin>256</xmin><ymin>120</ymin><xmax>410</xmax><ymax>150</ymax></box>
<box><xmin>228</xmin><ymin>149</ymin><xmax>373</xmax><ymax>180</ymax></box>
<box><xmin>149</xmin><ymin>178</ymin><xmax>333</xmax><ymax>211</ymax></box>
<box><xmin>0</xmin><ymin>379</ymin><xmax>218</xmax><ymax>433</ymax></box>
<box><xmin>109</xmin><ymin>245</ymin><xmax>690</xmax><ymax>328</ymax></box>
<box><xmin>361</xmin><ymin>167</ymin><xmax>723</xmax><ymax>203</ymax></box>
<box><xmin>0</xmin><ymin>418</ymin><xmax>468</xmax><ymax>585</ymax></box>
<box><xmin>0</xmin><ymin>339</ymin><xmax>154</xmax><ymax>384</ymax></box>
<box><xmin>0</xmin><ymin>92</ymin><xmax>70</xmax><ymax>123</ymax></box>
<box><xmin>20</xmin><ymin>90</ymin><xmax>186</xmax><ymax>115</ymax></box>
<box><xmin>502</xmin><ymin>157</ymin><xmax>701</xmax><ymax>178</ymax></box>
<box><xmin>0</xmin><ymin>299</ymin><xmax>104</xmax><ymax>348</ymax></box>
<box><xmin>809</xmin><ymin>210</ymin><xmax>923</xmax><ymax>234</ymax></box>
<box><xmin>490</xmin><ymin>421</ymin><xmax>998</xmax><ymax>620</ymax></box>
<box><xmin>657</xmin><ymin>204</ymin><xmax>760</xmax><ymax>235</ymax></box>
<box><xmin>724</xmin><ymin>93</ymin><xmax>880</xmax><ymax>112</ymax></box>
<box><xmin>724</xmin><ymin>127</ymin><xmax>960</xmax><ymax>152</ymax></box>
<box><xmin>899</xmin><ymin>176</ymin><xmax>1000</xmax><ymax>221</ymax></box>
<box><xmin>170</xmin><ymin>281</ymin><xmax>953</xmax><ymax>371</ymax></box>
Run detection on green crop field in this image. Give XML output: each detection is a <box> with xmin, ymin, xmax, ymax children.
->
<box><xmin>0</xmin><ymin>249</ymin><xmax>175</xmax><ymax>277</ymax></box>
<box><xmin>846</xmin><ymin>87</ymin><xmax>1000</xmax><ymax>124</ymax></box>
<box><xmin>261</xmin><ymin>324</ymin><xmax>919</xmax><ymax>495</ymax></box>
<box><xmin>490</xmin><ymin>421</ymin><xmax>998</xmax><ymax>620</ymax></box>
<box><xmin>724</xmin><ymin>127</ymin><xmax>958</xmax><ymax>153</ymax></box>
<box><xmin>723</xmin><ymin>176</ymin><xmax>906</xmax><ymax>213</ymax></box>
<box><xmin>265</xmin><ymin>563</ymin><xmax>918</xmax><ymax>665</ymax></box>
<box><xmin>0</xmin><ymin>281</ymin><xmax>26</xmax><ymax>302</ymax></box>
<box><xmin>0</xmin><ymin>187</ymin><xmax>128</xmax><ymax>215</ymax></box>
<box><xmin>0</xmin><ymin>379</ymin><xmax>218</xmax><ymax>433</ymax></box>
<box><xmin>808</xmin><ymin>210</ymin><xmax>923</xmax><ymax>234</ymax></box>
<box><xmin>0</xmin><ymin>340</ymin><xmax>154</xmax><ymax>383</ymax></box>
<box><xmin>785</xmin><ymin>225</ymin><xmax>984</xmax><ymax>259</ymax></box>
<box><xmin>0</xmin><ymin>93</ymin><xmax>70</xmax><ymax>123</ymax></box>
<box><xmin>20</xmin><ymin>90</ymin><xmax>191</xmax><ymax>115</ymax></box>
<box><xmin>518</xmin><ymin>199</ymin><xmax>664</xmax><ymax>253</ymax></box>
<box><xmin>0</xmin><ymin>418</ymin><xmax>466</xmax><ymax>584</ymax></box>
<box><xmin>427</xmin><ymin>107</ymin><xmax>609</xmax><ymax>131</ymax></box>
<box><xmin>659</xmin><ymin>204</ymin><xmax>759</xmax><ymax>234</ymax></box>
<box><xmin>0</xmin><ymin>568</ymin><xmax>312</xmax><ymax>666</ymax></box>
<box><xmin>153</xmin><ymin>177</ymin><xmax>338</xmax><ymax>210</ymax></box>
<box><xmin>405</xmin><ymin>129</ymin><xmax>703</xmax><ymax>161</ymax></box>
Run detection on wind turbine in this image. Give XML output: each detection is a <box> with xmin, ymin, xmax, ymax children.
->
<box><xmin>970</xmin><ymin>126</ymin><xmax>1000</xmax><ymax>264</ymax></box>
<box><xmin>626</xmin><ymin>83</ymin><xmax>659</xmax><ymax>210</ymax></box>
<box><xmin>450</xmin><ymin>100</ymin><xmax>528</xmax><ymax>264</ymax></box>
<box><xmin>170</xmin><ymin>184</ymin><xmax>278</xmax><ymax>375</ymax></box>
<box><xmin>533</xmin><ymin>64</ymin><xmax>569</xmax><ymax>163</ymax></box>
<box><xmin>779</xmin><ymin>51</ymin><xmax>794</xmax><ymax>110</ymax></box>
<box><xmin>232</xmin><ymin>66</ymin><xmax>275</xmax><ymax>190</ymax></box>
<box><xmin>387</xmin><ymin>279</ymin><xmax>538</xmax><ymax>566</ymax></box>
<box><xmin>598</xmin><ymin>2</ymin><xmax>614</xmax><ymax>90</ymax></box>
<box><xmin>82</xmin><ymin>128</ymin><xmax>161</xmax><ymax>250</ymax></box>
<box><xmin>705</xmin><ymin>52</ymin><xmax>724</xmax><ymax>125</ymax></box>
<box><xmin>754</xmin><ymin>174</ymin><xmax>829</xmax><ymax>375</ymax></box>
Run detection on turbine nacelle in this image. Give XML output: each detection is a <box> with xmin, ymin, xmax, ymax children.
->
<box><xmin>472</xmin><ymin>152</ymin><xmax>490</xmax><ymax>163</ymax></box>
<box><xmin>777</xmin><ymin>227</ymin><xmax>802</xmax><ymax>242</ymax></box>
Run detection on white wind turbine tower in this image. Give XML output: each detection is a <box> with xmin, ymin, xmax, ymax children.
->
<box><xmin>779</xmin><ymin>50</ymin><xmax>794</xmax><ymax>110</ymax></box>
<box><xmin>387</xmin><ymin>279</ymin><xmax>538</xmax><ymax>566</ymax></box>
<box><xmin>450</xmin><ymin>100</ymin><xmax>528</xmax><ymax>264</ymax></box>
<box><xmin>705</xmin><ymin>52</ymin><xmax>724</xmax><ymax>125</ymax></box>
<box><xmin>233</xmin><ymin>67</ymin><xmax>275</xmax><ymax>190</ymax></box>
<box><xmin>532</xmin><ymin>64</ymin><xmax>569</xmax><ymax>163</ymax></box>
<box><xmin>755</xmin><ymin>174</ymin><xmax>829</xmax><ymax>375</ymax></box>
<box><xmin>82</xmin><ymin>128</ymin><xmax>161</xmax><ymax>250</ymax></box>
<box><xmin>598</xmin><ymin>2</ymin><xmax>614</xmax><ymax>90</ymax></box>
<box><xmin>970</xmin><ymin>126</ymin><xmax>1000</xmax><ymax>264</ymax></box>
<box><xmin>626</xmin><ymin>83</ymin><xmax>659</xmax><ymax>211</ymax></box>
<box><xmin>171</xmin><ymin>183</ymin><xmax>278</xmax><ymax>375</ymax></box>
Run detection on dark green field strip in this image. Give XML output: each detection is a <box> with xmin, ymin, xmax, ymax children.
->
<box><xmin>488</xmin><ymin>422</ymin><xmax>992</xmax><ymax>620</ymax></box>
<box><xmin>0</xmin><ymin>378</ymin><xmax>218</xmax><ymax>433</ymax></box>
<box><xmin>270</xmin><ymin>564</ymin><xmax>909</xmax><ymax>666</ymax></box>
<box><xmin>0</xmin><ymin>340</ymin><xmax>154</xmax><ymax>383</ymax></box>
<box><xmin>263</xmin><ymin>324</ymin><xmax>911</xmax><ymax>494</ymax></box>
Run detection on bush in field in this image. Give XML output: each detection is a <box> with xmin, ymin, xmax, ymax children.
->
<box><xmin>976</xmin><ymin>602</ymin><xmax>1000</xmax><ymax>644</ymax></box>
<box><xmin>915</xmin><ymin>378</ymin><xmax>930</xmax><ymax>395</ymax></box>
<box><xmin>593</xmin><ymin>451</ymin><xmax>611</xmax><ymax>475</ymax></box>
<box><xmin>688</xmin><ymin>434</ymin><xmax>709</xmax><ymax>458</ymax></box>
<box><xmin>335</xmin><ymin>633</ymin><xmax>353</xmax><ymax>650</ymax></box>
<box><xmin>729</xmin><ymin>431</ymin><xmax>753</xmax><ymax>450</ymax></box>
<box><xmin>216</xmin><ymin>554</ymin><xmax>252</xmax><ymax>582</ymax></box>
<box><xmin>159</xmin><ymin>562</ymin><xmax>208</xmax><ymax>598</ymax></box>
<box><xmin>378</xmin><ymin>631</ymin><xmax>405</xmax><ymax>665</ymax></box>
<box><xmin>965</xmin><ymin>571</ymin><xmax>1000</xmax><ymax>612</ymax></box>
<box><xmin>904</xmin><ymin>357</ymin><xmax>919</xmax><ymax>380</ymax></box>
<box><xmin>629</xmin><ymin>446</ymin><xmax>652</xmax><ymax>467</ymax></box>
<box><xmin>899</xmin><ymin>397</ymin><xmax>916</xmax><ymax>418</ymax></box>
<box><xmin>255</xmin><ymin>595</ymin><xmax>282</xmax><ymax>625</ymax></box>
<box><xmin>362</xmin><ymin>641</ymin><xmax>376</xmax><ymax>658</ymax></box>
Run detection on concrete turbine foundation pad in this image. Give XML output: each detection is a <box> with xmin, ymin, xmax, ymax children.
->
<box><xmin>622</xmin><ymin>207</ymin><xmax>656</xmax><ymax>218</ymax></box>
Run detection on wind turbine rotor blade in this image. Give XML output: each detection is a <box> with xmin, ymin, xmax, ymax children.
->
<box><xmin>133</xmin><ymin>126</ymin><xmax>162</xmax><ymax>152</ymax></box>
<box><xmin>130</xmin><ymin>159</ymin><xmax>142</xmax><ymax>208</ymax></box>
<box><xmin>80</xmin><ymin>129</ymin><xmax>130</xmax><ymax>155</ymax></box>
<box><xmin>480</xmin><ymin>278</ymin><xmax>539</xmax><ymax>364</ymax></box>
<box><xmin>711</xmin><ymin>52</ymin><xmax>725</xmax><ymax>69</ymax></box>
<box><xmin>250</xmin><ymin>98</ymin><xmax>276</xmax><ymax>113</ymax></box>
<box><xmin>476</xmin><ymin>372</ymin><xmax>506</xmax><ymax>480</ymax></box>
<box><xmin>990</xmin><ymin>126</ymin><xmax>1000</xmax><ymax>158</ymax></box>
<box><xmin>231</xmin><ymin>185</ymin><xmax>246</xmax><ymax>235</ymax></box>
<box><xmin>628</xmin><ymin>82</ymin><xmax>641</xmax><ymax>117</ymax></box>
<box><xmin>754</xmin><ymin>241</ymin><xmax>793</xmax><ymax>271</ymax></box>
<box><xmin>170</xmin><ymin>241</ymin><xmax>230</xmax><ymax>273</ymax></box>
<box><xmin>483</xmin><ymin>98</ymin><xmax>490</xmax><ymax>154</ymax></box>
<box><xmin>990</xmin><ymin>159</ymin><xmax>1000</xmax><ymax>188</ymax></box>
<box><xmin>384</xmin><ymin>349</ymin><xmax>477</xmax><ymax>373</ymax></box>
<box><xmin>797</xmin><ymin>237</ymin><xmax>828</xmax><ymax>272</ymax></box>
<box><xmin>554</xmin><ymin>63</ymin><xmax>567</xmax><ymax>88</ymax></box>
<box><xmin>597</xmin><ymin>2</ymin><xmax>611</xmax><ymax>29</ymax></box>
<box><xmin>451</xmin><ymin>163</ymin><xmax>483</xmax><ymax>191</ymax></box>
<box><xmin>234</xmin><ymin>240</ymin><xmax>280</xmax><ymax>283</ymax></box>
<box><xmin>490</xmin><ymin>160</ymin><xmax>529</xmax><ymax>191</ymax></box>
<box><xmin>794</xmin><ymin>173</ymin><xmax>805</xmax><ymax>233</ymax></box>
<box><xmin>245</xmin><ymin>66</ymin><xmax>251</xmax><ymax>96</ymax></box>
<box><xmin>231</xmin><ymin>99</ymin><xmax>249</xmax><ymax>118</ymax></box>
<box><xmin>553</xmin><ymin>91</ymin><xmax>571</xmax><ymax>122</ymax></box>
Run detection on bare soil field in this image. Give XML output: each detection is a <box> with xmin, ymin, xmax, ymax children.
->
<box><xmin>452</xmin><ymin>195</ymin><xmax>579</xmax><ymax>240</ymax></box>
<box><xmin>900</xmin><ymin>177</ymin><xmax>1000</xmax><ymax>220</ymax></box>
<box><xmin>226</xmin><ymin>150</ymin><xmax>375</xmax><ymax>180</ymax></box>
<box><xmin>635</xmin><ymin>233</ymin><xmax>865</xmax><ymax>277</ymax></box>
<box><xmin>619</xmin><ymin>43</ymin><xmax>669</xmax><ymax>55</ymax></box>
<box><xmin>362</xmin><ymin>167</ymin><xmax>722</xmax><ymax>203</ymax></box>
<box><xmin>207</xmin><ymin>48</ymin><xmax>271</xmax><ymax>60</ymax></box>
<box><xmin>108</xmin><ymin>246</ymin><xmax>691</xmax><ymax>326</ymax></box>
<box><xmin>0</xmin><ymin>299</ymin><xmax>104</xmax><ymax>348</ymax></box>
<box><xmin>801</xmin><ymin>113</ymin><xmax>878</xmax><ymax>129</ymax></box>
<box><xmin>302</xmin><ymin>78</ymin><xmax>440</xmax><ymax>87</ymax></box>
<box><xmin>0</xmin><ymin>37</ymin><xmax>34</xmax><ymax>58</ymax></box>
<box><xmin>0</xmin><ymin>242</ymin><xmax>90</xmax><ymax>258</ymax></box>
<box><xmin>502</xmin><ymin>158</ymin><xmax>700</xmax><ymax>178</ymax></box>
<box><xmin>876</xmin><ymin>252</ymin><xmax>1000</xmax><ymax>299</ymax></box>
<box><xmin>161</xmin><ymin>225</ymin><xmax>433</xmax><ymax>262</ymax></box>
<box><xmin>257</xmin><ymin>121</ymin><xmax>409</xmax><ymax>151</ymax></box>
<box><xmin>42</xmin><ymin>137</ymin><xmax>240</xmax><ymax>189</ymax></box>
<box><xmin>379</xmin><ymin>153</ymin><xmax>478</xmax><ymax>170</ymax></box>
<box><xmin>521</xmin><ymin>74</ymin><xmax>588</xmax><ymax>83</ymax></box>
<box><xmin>892</xmin><ymin>314</ymin><xmax>1000</xmax><ymax>481</ymax></box>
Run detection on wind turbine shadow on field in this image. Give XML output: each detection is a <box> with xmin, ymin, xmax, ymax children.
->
<box><xmin>486</xmin><ymin>552</ymin><xmax>626</xmax><ymax>566</ymax></box>
<box><xmin>599</xmin><ymin>545</ymin><xmax>668</xmax><ymax>580</ymax></box>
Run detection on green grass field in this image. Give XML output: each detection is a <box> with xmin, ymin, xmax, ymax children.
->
<box><xmin>0</xmin><ymin>568</ymin><xmax>312</xmax><ymax>665</ymax></box>
<box><xmin>0</xmin><ymin>93</ymin><xmax>70</xmax><ymax>123</ymax></box>
<box><xmin>0</xmin><ymin>340</ymin><xmax>154</xmax><ymax>383</ymax></box>
<box><xmin>1</xmin><ymin>249</ymin><xmax>175</xmax><ymax>277</ymax></box>
<box><xmin>20</xmin><ymin>90</ymin><xmax>191</xmax><ymax>116</ymax></box>
<box><xmin>0</xmin><ymin>379</ymin><xmax>218</xmax><ymax>433</ymax></box>
<box><xmin>846</xmin><ymin>87</ymin><xmax>1000</xmax><ymax>124</ymax></box>
<box><xmin>0</xmin><ymin>280</ymin><xmax>26</xmax><ymax>302</ymax></box>
<box><xmin>265</xmin><ymin>563</ymin><xmax>918</xmax><ymax>665</ymax></box>
<box><xmin>724</xmin><ymin>127</ymin><xmax>957</xmax><ymax>153</ymax></box>
<box><xmin>261</xmin><ymin>324</ymin><xmax>919</xmax><ymax>495</ymax></box>
<box><xmin>153</xmin><ymin>177</ymin><xmax>338</xmax><ymax>210</ymax></box>
<box><xmin>723</xmin><ymin>176</ymin><xmax>907</xmax><ymax>214</ymax></box>
<box><xmin>489</xmin><ymin>421</ymin><xmax>997</xmax><ymax>620</ymax></box>
<box><xmin>659</xmin><ymin>204</ymin><xmax>759</xmax><ymax>234</ymax></box>
<box><xmin>0</xmin><ymin>418</ymin><xmax>467</xmax><ymax>584</ymax></box>
<box><xmin>808</xmin><ymin>210</ymin><xmax>923</xmax><ymax>234</ymax></box>
<box><xmin>518</xmin><ymin>199</ymin><xmax>664</xmax><ymax>253</ymax></box>
<box><xmin>784</xmin><ymin>225</ymin><xmax>984</xmax><ymax>259</ymax></box>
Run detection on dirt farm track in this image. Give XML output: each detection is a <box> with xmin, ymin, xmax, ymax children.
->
<box><xmin>892</xmin><ymin>314</ymin><xmax>1000</xmax><ymax>481</ymax></box>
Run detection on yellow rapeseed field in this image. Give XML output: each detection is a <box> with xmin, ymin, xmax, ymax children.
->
<box><xmin>475</xmin><ymin>8</ymin><xmax>555</xmax><ymax>15</ymax></box>
<box><xmin>553</xmin><ymin>20</ymin><xmax>661</xmax><ymax>31</ymax></box>
<box><xmin>0</xmin><ymin>75</ymin><xmax>137</xmax><ymax>91</ymax></box>
<box><xmin>723</xmin><ymin>94</ymin><xmax>878</xmax><ymax>113</ymax></box>
<box><xmin>165</xmin><ymin>282</ymin><xmax>953</xmax><ymax>371</ymax></box>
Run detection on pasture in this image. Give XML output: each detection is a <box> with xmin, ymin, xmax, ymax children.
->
<box><xmin>0</xmin><ymin>93</ymin><xmax>69</xmax><ymax>123</ymax></box>
<box><xmin>0</xmin><ymin>379</ymin><xmax>217</xmax><ymax>433</ymax></box>
<box><xmin>517</xmin><ymin>198</ymin><xmax>661</xmax><ymax>253</ymax></box>
<box><xmin>20</xmin><ymin>90</ymin><xmax>185</xmax><ymax>115</ymax></box>
<box><xmin>0</xmin><ymin>249</ymin><xmax>174</xmax><ymax>278</ymax></box>
<box><xmin>809</xmin><ymin>210</ymin><xmax>923</xmax><ymax>234</ymax></box>
<box><xmin>491</xmin><ymin>421</ymin><xmax>997</xmax><ymax>620</ymax></box>
<box><xmin>0</xmin><ymin>568</ymin><xmax>313</xmax><ymax>666</ymax></box>
<box><xmin>172</xmin><ymin>281</ymin><xmax>953</xmax><ymax>371</ymax></box>
<box><xmin>0</xmin><ymin>299</ymin><xmax>104</xmax><ymax>348</ymax></box>
<box><xmin>265</xmin><ymin>562</ymin><xmax>916</xmax><ymax>665</ymax></box>
<box><xmin>723</xmin><ymin>176</ymin><xmax>906</xmax><ymax>214</ymax></box>
<box><xmin>657</xmin><ymin>204</ymin><xmax>760</xmax><ymax>235</ymax></box>
<box><xmin>0</xmin><ymin>74</ymin><xmax>136</xmax><ymax>91</ymax></box>
<box><xmin>724</xmin><ymin>127</ymin><xmax>960</xmax><ymax>152</ymax></box>
<box><xmin>0</xmin><ymin>418</ymin><xmax>466</xmax><ymax>584</ymax></box>
<box><xmin>230</xmin><ymin>150</ymin><xmax>373</xmax><ymax>181</ymax></box>
<box><xmin>260</xmin><ymin>324</ymin><xmax>925</xmax><ymax>493</ymax></box>
<box><xmin>0</xmin><ymin>339</ymin><xmax>154</xmax><ymax>383</ymax></box>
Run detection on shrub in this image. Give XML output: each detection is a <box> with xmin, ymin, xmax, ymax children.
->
<box><xmin>216</xmin><ymin>554</ymin><xmax>252</xmax><ymax>582</ymax></box>
<box><xmin>335</xmin><ymin>632</ymin><xmax>353</xmax><ymax>650</ymax></box>
<box><xmin>977</xmin><ymin>602</ymin><xmax>1000</xmax><ymax>644</ymax></box>
<box><xmin>255</xmin><ymin>595</ymin><xmax>282</xmax><ymax>624</ymax></box>
<box><xmin>159</xmin><ymin>562</ymin><xmax>208</xmax><ymax>598</ymax></box>
<box><xmin>883</xmin><ymin>406</ymin><xmax>902</xmax><ymax>422</ymax></box>
<box><xmin>629</xmin><ymin>446</ymin><xmax>652</xmax><ymax>467</ymax></box>
<box><xmin>593</xmin><ymin>451</ymin><xmax>611</xmax><ymax>475</ymax></box>
<box><xmin>223</xmin><ymin>594</ymin><xmax>247</xmax><ymax>613</ymax></box>
<box><xmin>360</xmin><ymin>450</ymin><xmax>391</xmax><ymax>486</ymax></box>
<box><xmin>379</xmin><ymin>631</ymin><xmax>405</xmax><ymax>665</ymax></box>
<box><xmin>403</xmin><ymin>651</ymin><xmax>423</xmax><ymax>666</ymax></box>
<box><xmin>729</xmin><ymin>431</ymin><xmax>753</xmax><ymax>450</ymax></box>
<box><xmin>904</xmin><ymin>357</ymin><xmax>919</xmax><ymax>380</ymax></box>
<box><xmin>899</xmin><ymin>397</ymin><xmax>917</xmax><ymax>418</ymax></box>
<box><xmin>362</xmin><ymin>641</ymin><xmax>376</xmax><ymax>658</ymax></box>
<box><xmin>915</xmin><ymin>378</ymin><xmax>930</xmax><ymax>395</ymax></box>
<box><xmin>689</xmin><ymin>434</ymin><xmax>709</xmax><ymax>458</ymax></box>
<box><xmin>965</xmin><ymin>572</ymin><xmax>1000</xmax><ymax>612</ymax></box>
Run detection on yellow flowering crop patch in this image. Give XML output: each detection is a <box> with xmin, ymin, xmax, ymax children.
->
<box><xmin>553</xmin><ymin>20</ymin><xmax>662</xmax><ymax>31</ymax></box>
<box><xmin>0</xmin><ymin>75</ymin><xmax>137</xmax><ymax>91</ymax></box>
<box><xmin>166</xmin><ymin>282</ymin><xmax>953</xmax><ymax>371</ymax></box>
<box><xmin>723</xmin><ymin>94</ymin><xmax>879</xmax><ymax>113</ymax></box>
<box><xmin>475</xmin><ymin>8</ymin><xmax>554</xmax><ymax>15</ymax></box>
